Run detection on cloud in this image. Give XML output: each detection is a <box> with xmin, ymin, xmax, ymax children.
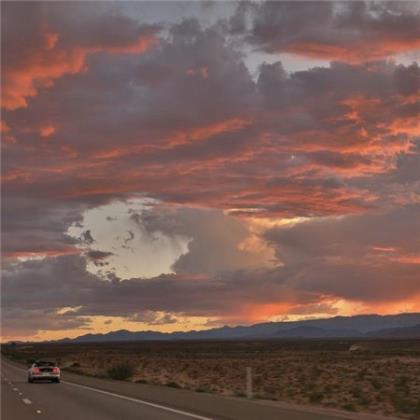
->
<box><xmin>236</xmin><ymin>1</ymin><xmax>420</xmax><ymax>62</ymax></box>
<box><xmin>0</xmin><ymin>254</ymin><xmax>308</xmax><ymax>332</ymax></box>
<box><xmin>1</xmin><ymin>307</ymin><xmax>91</xmax><ymax>338</ymax></box>
<box><xmin>265</xmin><ymin>204</ymin><xmax>420</xmax><ymax>302</ymax></box>
<box><xmin>127</xmin><ymin>311</ymin><xmax>178</xmax><ymax>325</ymax></box>
<box><xmin>4</xmin><ymin>56</ymin><xmax>418</xmax><ymax>219</ymax></box>
<box><xmin>3</xmin><ymin>202</ymin><xmax>420</xmax><ymax>336</ymax></box>
<box><xmin>1</xmin><ymin>2</ymin><xmax>159</xmax><ymax>110</ymax></box>
<box><xmin>1</xmin><ymin>196</ymin><xmax>84</xmax><ymax>260</ymax></box>
<box><xmin>134</xmin><ymin>205</ymin><xmax>274</xmax><ymax>274</ymax></box>
<box><xmin>85</xmin><ymin>250</ymin><xmax>114</xmax><ymax>267</ymax></box>
<box><xmin>1</xmin><ymin>2</ymin><xmax>419</xmax><ymax>339</ymax></box>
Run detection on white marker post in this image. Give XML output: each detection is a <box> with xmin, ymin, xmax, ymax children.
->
<box><xmin>246</xmin><ymin>367</ymin><xmax>253</xmax><ymax>399</ymax></box>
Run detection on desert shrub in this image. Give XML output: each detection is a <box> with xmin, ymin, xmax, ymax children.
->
<box><xmin>135</xmin><ymin>379</ymin><xmax>148</xmax><ymax>384</ymax></box>
<box><xmin>107</xmin><ymin>363</ymin><xmax>134</xmax><ymax>380</ymax></box>
<box><xmin>357</xmin><ymin>368</ymin><xmax>367</xmax><ymax>379</ymax></box>
<box><xmin>342</xmin><ymin>403</ymin><xmax>356</xmax><ymax>411</ymax></box>
<box><xmin>394</xmin><ymin>375</ymin><xmax>409</xmax><ymax>392</ymax></box>
<box><xmin>350</xmin><ymin>387</ymin><xmax>361</xmax><ymax>398</ymax></box>
<box><xmin>71</xmin><ymin>362</ymin><xmax>81</xmax><ymax>368</ymax></box>
<box><xmin>234</xmin><ymin>391</ymin><xmax>246</xmax><ymax>397</ymax></box>
<box><xmin>324</xmin><ymin>384</ymin><xmax>333</xmax><ymax>393</ymax></box>
<box><xmin>358</xmin><ymin>395</ymin><xmax>371</xmax><ymax>405</ymax></box>
<box><xmin>309</xmin><ymin>392</ymin><xmax>324</xmax><ymax>403</ymax></box>
<box><xmin>391</xmin><ymin>394</ymin><xmax>418</xmax><ymax>414</ymax></box>
<box><xmin>310</xmin><ymin>366</ymin><xmax>322</xmax><ymax>378</ymax></box>
<box><xmin>165</xmin><ymin>381</ymin><xmax>181</xmax><ymax>388</ymax></box>
<box><xmin>370</xmin><ymin>378</ymin><xmax>382</xmax><ymax>390</ymax></box>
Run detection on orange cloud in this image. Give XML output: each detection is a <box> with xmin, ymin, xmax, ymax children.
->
<box><xmin>1</xmin><ymin>169</ymin><xmax>32</xmax><ymax>184</ymax></box>
<box><xmin>395</xmin><ymin>255</ymin><xmax>420</xmax><ymax>265</ymax></box>
<box><xmin>39</xmin><ymin>124</ymin><xmax>56</xmax><ymax>138</ymax></box>
<box><xmin>2</xmin><ymin>28</ymin><xmax>158</xmax><ymax>111</ymax></box>
<box><xmin>4</xmin><ymin>248</ymin><xmax>80</xmax><ymax>262</ymax></box>
<box><xmin>92</xmin><ymin>117</ymin><xmax>252</xmax><ymax>160</ymax></box>
<box><xmin>283</xmin><ymin>39</ymin><xmax>420</xmax><ymax>62</ymax></box>
<box><xmin>185</xmin><ymin>66</ymin><xmax>208</xmax><ymax>79</ymax></box>
<box><xmin>0</xmin><ymin>120</ymin><xmax>11</xmax><ymax>133</ymax></box>
<box><xmin>168</xmin><ymin>117</ymin><xmax>252</xmax><ymax>147</ymax></box>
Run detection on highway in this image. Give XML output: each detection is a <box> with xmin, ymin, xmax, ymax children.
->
<box><xmin>1</xmin><ymin>357</ymin><xmax>380</xmax><ymax>420</ymax></box>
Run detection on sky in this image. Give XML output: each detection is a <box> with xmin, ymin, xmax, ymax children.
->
<box><xmin>1</xmin><ymin>1</ymin><xmax>420</xmax><ymax>342</ymax></box>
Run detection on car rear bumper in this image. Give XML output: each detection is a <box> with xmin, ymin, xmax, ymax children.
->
<box><xmin>31</xmin><ymin>374</ymin><xmax>60</xmax><ymax>380</ymax></box>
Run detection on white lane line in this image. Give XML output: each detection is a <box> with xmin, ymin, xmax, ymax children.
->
<box><xmin>13</xmin><ymin>387</ymin><xmax>19</xmax><ymax>391</ymax></box>
<box><xmin>63</xmin><ymin>381</ymin><xmax>213</xmax><ymax>420</ymax></box>
<box><xmin>36</xmin><ymin>410</ymin><xmax>42</xmax><ymax>414</ymax></box>
<box><xmin>22</xmin><ymin>398</ymin><xmax>32</xmax><ymax>405</ymax></box>
<box><xmin>2</xmin><ymin>361</ymin><xmax>213</xmax><ymax>420</ymax></box>
<box><xmin>19</xmin><ymin>392</ymin><xmax>23</xmax><ymax>396</ymax></box>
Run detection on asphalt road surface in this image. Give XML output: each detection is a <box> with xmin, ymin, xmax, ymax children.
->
<box><xmin>1</xmin><ymin>357</ymin><xmax>359</xmax><ymax>420</ymax></box>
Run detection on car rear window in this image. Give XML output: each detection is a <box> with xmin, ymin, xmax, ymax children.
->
<box><xmin>35</xmin><ymin>361</ymin><xmax>56</xmax><ymax>367</ymax></box>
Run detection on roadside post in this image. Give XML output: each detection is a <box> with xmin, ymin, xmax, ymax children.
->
<box><xmin>246</xmin><ymin>366</ymin><xmax>253</xmax><ymax>399</ymax></box>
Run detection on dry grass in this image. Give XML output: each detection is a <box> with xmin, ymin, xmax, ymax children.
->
<box><xmin>3</xmin><ymin>339</ymin><xmax>420</xmax><ymax>419</ymax></box>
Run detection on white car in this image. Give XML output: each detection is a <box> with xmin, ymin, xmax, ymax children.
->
<box><xmin>28</xmin><ymin>360</ymin><xmax>61</xmax><ymax>383</ymax></box>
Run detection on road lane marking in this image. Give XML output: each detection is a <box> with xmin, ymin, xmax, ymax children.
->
<box><xmin>63</xmin><ymin>381</ymin><xmax>214</xmax><ymax>420</ymax></box>
<box><xmin>22</xmin><ymin>398</ymin><xmax>32</xmax><ymax>405</ymax></box>
<box><xmin>36</xmin><ymin>410</ymin><xmax>42</xmax><ymax>414</ymax></box>
<box><xmin>13</xmin><ymin>387</ymin><xmax>19</xmax><ymax>391</ymax></box>
<box><xmin>2</xmin><ymin>361</ymin><xmax>213</xmax><ymax>420</ymax></box>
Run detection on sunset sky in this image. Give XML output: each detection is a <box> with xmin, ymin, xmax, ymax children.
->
<box><xmin>1</xmin><ymin>1</ymin><xmax>420</xmax><ymax>342</ymax></box>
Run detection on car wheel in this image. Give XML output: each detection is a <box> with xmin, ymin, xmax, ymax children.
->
<box><xmin>54</xmin><ymin>378</ymin><xmax>60</xmax><ymax>383</ymax></box>
<box><xmin>28</xmin><ymin>377</ymin><xmax>33</xmax><ymax>383</ymax></box>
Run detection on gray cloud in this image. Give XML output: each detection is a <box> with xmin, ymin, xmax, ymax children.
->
<box><xmin>236</xmin><ymin>1</ymin><xmax>420</xmax><ymax>61</ymax></box>
<box><xmin>264</xmin><ymin>205</ymin><xmax>420</xmax><ymax>301</ymax></box>
<box><xmin>134</xmin><ymin>206</ymin><xmax>272</xmax><ymax>274</ymax></box>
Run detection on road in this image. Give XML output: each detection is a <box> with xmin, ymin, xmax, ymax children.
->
<box><xmin>1</xmin><ymin>357</ymin><xmax>370</xmax><ymax>420</ymax></box>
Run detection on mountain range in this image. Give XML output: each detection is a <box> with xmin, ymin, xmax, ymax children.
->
<box><xmin>59</xmin><ymin>313</ymin><xmax>420</xmax><ymax>343</ymax></box>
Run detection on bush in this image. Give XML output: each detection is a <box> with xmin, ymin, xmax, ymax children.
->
<box><xmin>309</xmin><ymin>392</ymin><xmax>324</xmax><ymax>403</ymax></box>
<box><xmin>370</xmin><ymin>378</ymin><xmax>382</xmax><ymax>390</ymax></box>
<box><xmin>107</xmin><ymin>364</ymin><xmax>134</xmax><ymax>380</ymax></box>
<box><xmin>165</xmin><ymin>381</ymin><xmax>181</xmax><ymax>388</ymax></box>
<box><xmin>391</xmin><ymin>394</ymin><xmax>417</xmax><ymax>414</ymax></box>
<box><xmin>342</xmin><ymin>403</ymin><xmax>356</xmax><ymax>411</ymax></box>
<box><xmin>350</xmin><ymin>387</ymin><xmax>361</xmax><ymax>398</ymax></box>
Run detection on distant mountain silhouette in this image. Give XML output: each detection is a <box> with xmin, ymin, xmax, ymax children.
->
<box><xmin>57</xmin><ymin>313</ymin><xmax>420</xmax><ymax>343</ymax></box>
<box><xmin>367</xmin><ymin>323</ymin><xmax>420</xmax><ymax>338</ymax></box>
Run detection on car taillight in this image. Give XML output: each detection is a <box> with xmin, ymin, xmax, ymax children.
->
<box><xmin>33</xmin><ymin>367</ymin><xmax>40</xmax><ymax>374</ymax></box>
<box><xmin>53</xmin><ymin>367</ymin><xmax>60</xmax><ymax>374</ymax></box>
